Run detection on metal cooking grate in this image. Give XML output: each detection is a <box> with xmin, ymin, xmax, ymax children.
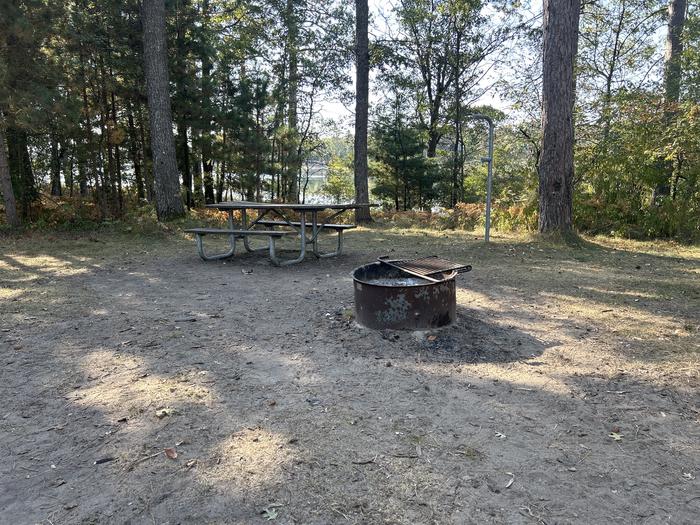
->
<box><xmin>378</xmin><ymin>255</ymin><xmax>471</xmax><ymax>281</ymax></box>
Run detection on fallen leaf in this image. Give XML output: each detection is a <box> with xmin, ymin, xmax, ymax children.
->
<box><xmin>427</xmin><ymin>335</ymin><xmax>437</xmax><ymax>341</ymax></box>
<box><xmin>262</xmin><ymin>507</ymin><xmax>278</xmax><ymax>520</ymax></box>
<box><xmin>155</xmin><ymin>408</ymin><xmax>176</xmax><ymax>419</ymax></box>
<box><xmin>505</xmin><ymin>472</ymin><xmax>515</xmax><ymax>488</ymax></box>
<box><xmin>164</xmin><ymin>447</ymin><xmax>178</xmax><ymax>459</ymax></box>
<box><xmin>609</xmin><ymin>432</ymin><xmax>624</xmax><ymax>441</ymax></box>
<box><xmin>495</xmin><ymin>431</ymin><xmax>506</xmax><ymax>439</ymax></box>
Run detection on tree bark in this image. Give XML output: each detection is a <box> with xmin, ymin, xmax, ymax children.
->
<box><xmin>451</xmin><ymin>19</ymin><xmax>463</xmax><ymax>208</ymax></box>
<box><xmin>285</xmin><ymin>0</ymin><xmax>300</xmax><ymax>203</ymax></box>
<box><xmin>127</xmin><ymin>102</ymin><xmax>145</xmax><ymax>200</ymax></box>
<box><xmin>6</xmin><ymin>127</ymin><xmax>37</xmax><ymax>219</ymax></box>
<box><xmin>141</xmin><ymin>0</ymin><xmax>185</xmax><ymax>220</ymax></box>
<box><xmin>50</xmin><ymin>133</ymin><xmax>62</xmax><ymax>196</ymax></box>
<box><xmin>538</xmin><ymin>0</ymin><xmax>580</xmax><ymax>234</ymax></box>
<box><xmin>200</xmin><ymin>0</ymin><xmax>215</xmax><ymax>204</ymax></box>
<box><xmin>109</xmin><ymin>85</ymin><xmax>123</xmax><ymax>213</ymax></box>
<box><xmin>0</xmin><ymin>126</ymin><xmax>20</xmax><ymax>227</ymax></box>
<box><xmin>173</xmin><ymin>3</ymin><xmax>192</xmax><ymax>207</ymax></box>
<box><xmin>653</xmin><ymin>0</ymin><xmax>688</xmax><ymax>203</ymax></box>
<box><xmin>191</xmin><ymin>127</ymin><xmax>203</xmax><ymax>204</ymax></box>
<box><xmin>79</xmin><ymin>47</ymin><xmax>92</xmax><ymax>197</ymax></box>
<box><xmin>177</xmin><ymin>120</ymin><xmax>192</xmax><ymax>208</ymax></box>
<box><xmin>664</xmin><ymin>0</ymin><xmax>687</xmax><ymax>106</ymax></box>
<box><xmin>353</xmin><ymin>0</ymin><xmax>372</xmax><ymax>223</ymax></box>
<box><xmin>138</xmin><ymin>104</ymin><xmax>155</xmax><ymax>201</ymax></box>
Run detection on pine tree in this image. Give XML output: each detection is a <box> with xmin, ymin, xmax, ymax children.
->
<box><xmin>141</xmin><ymin>0</ymin><xmax>185</xmax><ymax>220</ymax></box>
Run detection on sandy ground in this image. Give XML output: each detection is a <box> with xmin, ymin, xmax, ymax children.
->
<box><xmin>1</xmin><ymin>228</ymin><xmax>699</xmax><ymax>524</ymax></box>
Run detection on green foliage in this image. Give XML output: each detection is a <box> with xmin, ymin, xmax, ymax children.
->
<box><xmin>321</xmin><ymin>156</ymin><xmax>354</xmax><ymax>204</ymax></box>
<box><xmin>1</xmin><ymin>0</ymin><xmax>699</xmax><ymax>242</ymax></box>
<box><xmin>573</xmin><ymin>90</ymin><xmax>700</xmax><ymax>242</ymax></box>
<box><xmin>369</xmin><ymin>101</ymin><xmax>437</xmax><ymax>210</ymax></box>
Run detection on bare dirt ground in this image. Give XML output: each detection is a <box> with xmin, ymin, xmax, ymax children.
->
<box><xmin>1</xmin><ymin>227</ymin><xmax>699</xmax><ymax>524</ymax></box>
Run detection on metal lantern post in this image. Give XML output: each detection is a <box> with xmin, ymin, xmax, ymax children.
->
<box><xmin>465</xmin><ymin>115</ymin><xmax>495</xmax><ymax>242</ymax></box>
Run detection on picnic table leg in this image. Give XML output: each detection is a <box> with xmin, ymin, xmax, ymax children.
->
<box><xmin>311</xmin><ymin>211</ymin><xmax>320</xmax><ymax>258</ymax></box>
<box><xmin>241</xmin><ymin>209</ymin><xmax>254</xmax><ymax>252</ymax></box>
<box><xmin>312</xmin><ymin>229</ymin><xmax>344</xmax><ymax>258</ymax></box>
<box><xmin>194</xmin><ymin>232</ymin><xmax>237</xmax><ymax>261</ymax></box>
<box><xmin>239</xmin><ymin>209</ymin><xmax>274</xmax><ymax>253</ymax></box>
<box><xmin>310</xmin><ymin>209</ymin><xmax>345</xmax><ymax>258</ymax></box>
<box><xmin>268</xmin><ymin>211</ymin><xmax>307</xmax><ymax>266</ymax></box>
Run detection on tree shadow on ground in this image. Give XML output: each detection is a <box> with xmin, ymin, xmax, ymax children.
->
<box><xmin>338</xmin><ymin>305</ymin><xmax>553</xmax><ymax>365</ymax></box>
<box><xmin>353</xmin><ymin>229</ymin><xmax>699</xmax><ymax>362</ymax></box>
<box><xmin>2</xmin><ymin>230</ymin><xmax>699</xmax><ymax>524</ymax></box>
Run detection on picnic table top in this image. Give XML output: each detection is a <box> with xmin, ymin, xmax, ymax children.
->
<box><xmin>207</xmin><ymin>201</ymin><xmax>375</xmax><ymax>212</ymax></box>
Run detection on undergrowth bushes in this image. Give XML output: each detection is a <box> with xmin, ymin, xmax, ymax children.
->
<box><xmin>3</xmin><ymin>192</ymin><xmax>698</xmax><ymax>243</ymax></box>
<box><xmin>374</xmin><ymin>201</ymin><xmax>537</xmax><ymax>232</ymax></box>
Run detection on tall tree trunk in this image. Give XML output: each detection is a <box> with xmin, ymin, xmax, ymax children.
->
<box><xmin>65</xmin><ymin>147</ymin><xmax>74</xmax><ymax>197</ymax></box>
<box><xmin>217</xmin><ymin>128</ymin><xmax>226</xmax><ymax>203</ymax></box>
<box><xmin>97</xmin><ymin>60</ymin><xmax>112</xmax><ymax>216</ymax></box>
<box><xmin>127</xmin><ymin>102</ymin><xmax>145</xmax><ymax>200</ymax></box>
<box><xmin>173</xmin><ymin>2</ymin><xmax>192</xmax><ymax>207</ymax></box>
<box><xmin>654</xmin><ymin>0</ymin><xmax>688</xmax><ymax>203</ymax></box>
<box><xmin>138</xmin><ymin>104</ymin><xmax>155</xmax><ymax>201</ymax></box>
<box><xmin>285</xmin><ymin>0</ymin><xmax>300</xmax><ymax>203</ymax></box>
<box><xmin>664</xmin><ymin>0</ymin><xmax>687</xmax><ymax>105</ymax></box>
<box><xmin>538</xmin><ymin>0</ymin><xmax>580</xmax><ymax>234</ymax></box>
<box><xmin>50</xmin><ymin>133</ymin><xmax>62</xmax><ymax>196</ymax></box>
<box><xmin>99</xmin><ymin>58</ymin><xmax>119</xmax><ymax>215</ymax></box>
<box><xmin>110</xmin><ymin>86</ymin><xmax>123</xmax><ymax>212</ymax></box>
<box><xmin>353</xmin><ymin>0</ymin><xmax>372</xmax><ymax>222</ymax></box>
<box><xmin>77</xmin><ymin>152</ymin><xmax>88</xmax><ymax>197</ymax></box>
<box><xmin>191</xmin><ymin>128</ymin><xmax>203</xmax><ymax>204</ymax></box>
<box><xmin>426</xmin><ymin>104</ymin><xmax>442</xmax><ymax>158</ymax></box>
<box><xmin>200</xmin><ymin>0</ymin><xmax>215</xmax><ymax>204</ymax></box>
<box><xmin>451</xmin><ymin>22</ymin><xmax>463</xmax><ymax>208</ymax></box>
<box><xmin>6</xmin><ymin>127</ymin><xmax>37</xmax><ymax>219</ymax></box>
<box><xmin>79</xmin><ymin>48</ymin><xmax>92</xmax><ymax>198</ymax></box>
<box><xmin>141</xmin><ymin>0</ymin><xmax>185</xmax><ymax>220</ymax></box>
<box><xmin>177</xmin><ymin>121</ymin><xmax>192</xmax><ymax>208</ymax></box>
<box><xmin>0</xmin><ymin>125</ymin><xmax>20</xmax><ymax>227</ymax></box>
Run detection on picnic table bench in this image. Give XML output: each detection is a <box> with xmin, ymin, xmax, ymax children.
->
<box><xmin>184</xmin><ymin>201</ymin><xmax>373</xmax><ymax>266</ymax></box>
<box><xmin>183</xmin><ymin>227</ymin><xmax>297</xmax><ymax>263</ymax></box>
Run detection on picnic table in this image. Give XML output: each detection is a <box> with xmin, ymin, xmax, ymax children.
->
<box><xmin>184</xmin><ymin>201</ymin><xmax>373</xmax><ymax>266</ymax></box>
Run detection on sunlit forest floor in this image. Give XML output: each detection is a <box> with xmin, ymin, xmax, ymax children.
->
<box><xmin>1</xmin><ymin>227</ymin><xmax>698</xmax><ymax>524</ymax></box>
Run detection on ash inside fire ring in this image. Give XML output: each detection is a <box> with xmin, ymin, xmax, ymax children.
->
<box><xmin>365</xmin><ymin>277</ymin><xmax>430</xmax><ymax>287</ymax></box>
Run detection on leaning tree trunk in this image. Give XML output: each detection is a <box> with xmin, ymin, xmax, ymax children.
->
<box><xmin>538</xmin><ymin>0</ymin><xmax>580</xmax><ymax>234</ymax></box>
<box><xmin>353</xmin><ymin>0</ymin><xmax>372</xmax><ymax>223</ymax></box>
<box><xmin>0</xmin><ymin>125</ymin><xmax>20</xmax><ymax>227</ymax></box>
<box><xmin>141</xmin><ymin>0</ymin><xmax>185</xmax><ymax>220</ymax></box>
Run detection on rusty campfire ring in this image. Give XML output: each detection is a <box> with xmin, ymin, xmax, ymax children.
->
<box><xmin>353</xmin><ymin>256</ymin><xmax>472</xmax><ymax>331</ymax></box>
